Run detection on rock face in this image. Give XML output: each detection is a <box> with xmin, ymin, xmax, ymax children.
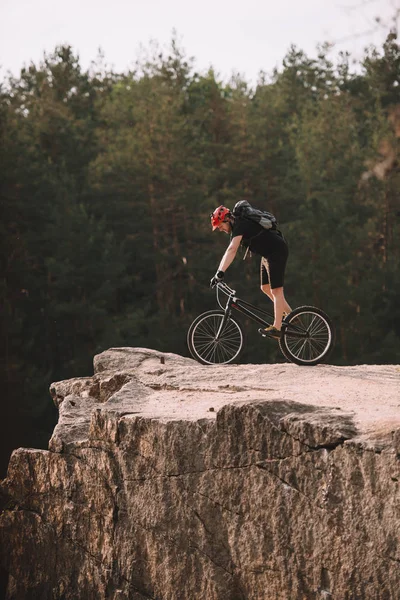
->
<box><xmin>1</xmin><ymin>348</ymin><xmax>400</xmax><ymax>600</ymax></box>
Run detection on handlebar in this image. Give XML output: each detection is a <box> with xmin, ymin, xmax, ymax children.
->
<box><xmin>214</xmin><ymin>281</ymin><xmax>236</xmax><ymax>310</ymax></box>
<box><xmin>215</xmin><ymin>281</ymin><xmax>236</xmax><ymax>295</ymax></box>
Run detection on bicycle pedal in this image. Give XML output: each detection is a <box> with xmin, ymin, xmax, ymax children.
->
<box><xmin>258</xmin><ymin>328</ymin><xmax>279</xmax><ymax>339</ymax></box>
<box><xmin>258</xmin><ymin>327</ymin><xmax>281</xmax><ymax>340</ymax></box>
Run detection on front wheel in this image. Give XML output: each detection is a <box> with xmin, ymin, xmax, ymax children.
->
<box><xmin>187</xmin><ymin>310</ymin><xmax>244</xmax><ymax>365</ymax></box>
<box><xmin>279</xmin><ymin>306</ymin><xmax>334</xmax><ymax>366</ymax></box>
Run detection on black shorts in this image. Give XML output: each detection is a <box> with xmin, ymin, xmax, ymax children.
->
<box><xmin>260</xmin><ymin>245</ymin><xmax>288</xmax><ymax>289</ymax></box>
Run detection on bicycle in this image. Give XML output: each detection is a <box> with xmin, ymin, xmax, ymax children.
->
<box><xmin>187</xmin><ymin>282</ymin><xmax>334</xmax><ymax>366</ymax></box>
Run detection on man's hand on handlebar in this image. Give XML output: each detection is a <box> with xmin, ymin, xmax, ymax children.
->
<box><xmin>210</xmin><ymin>270</ymin><xmax>225</xmax><ymax>288</ymax></box>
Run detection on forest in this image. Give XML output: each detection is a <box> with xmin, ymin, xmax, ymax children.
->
<box><xmin>1</xmin><ymin>34</ymin><xmax>399</xmax><ymax>475</ymax></box>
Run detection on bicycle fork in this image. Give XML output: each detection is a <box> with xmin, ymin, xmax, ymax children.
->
<box><xmin>215</xmin><ymin>308</ymin><xmax>232</xmax><ymax>340</ymax></box>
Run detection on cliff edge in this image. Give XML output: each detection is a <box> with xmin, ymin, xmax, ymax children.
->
<box><xmin>1</xmin><ymin>348</ymin><xmax>400</xmax><ymax>600</ymax></box>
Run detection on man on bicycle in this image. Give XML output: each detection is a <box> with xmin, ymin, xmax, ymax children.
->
<box><xmin>210</xmin><ymin>203</ymin><xmax>291</xmax><ymax>338</ymax></box>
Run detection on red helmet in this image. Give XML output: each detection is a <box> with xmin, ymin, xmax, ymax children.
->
<box><xmin>211</xmin><ymin>205</ymin><xmax>231</xmax><ymax>230</ymax></box>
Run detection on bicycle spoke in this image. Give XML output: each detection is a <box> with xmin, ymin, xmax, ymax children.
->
<box><xmin>283</xmin><ymin>310</ymin><xmax>332</xmax><ymax>364</ymax></box>
<box><xmin>190</xmin><ymin>312</ymin><xmax>243</xmax><ymax>364</ymax></box>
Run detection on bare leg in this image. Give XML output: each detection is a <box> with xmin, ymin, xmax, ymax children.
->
<box><xmin>260</xmin><ymin>283</ymin><xmax>274</xmax><ymax>302</ymax></box>
<box><xmin>261</xmin><ymin>283</ymin><xmax>292</xmax><ymax>329</ymax></box>
<box><xmin>270</xmin><ymin>286</ymin><xmax>292</xmax><ymax>329</ymax></box>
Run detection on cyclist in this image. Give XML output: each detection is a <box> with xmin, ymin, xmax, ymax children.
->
<box><xmin>210</xmin><ymin>204</ymin><xmax>292</xmax><ymax>338</ymax></box>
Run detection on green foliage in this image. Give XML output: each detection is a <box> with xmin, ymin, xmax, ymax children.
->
<box><xmin>1</xmin><ymin>34</ymin><xmax>400</xmax><ymax>474</ymax></box>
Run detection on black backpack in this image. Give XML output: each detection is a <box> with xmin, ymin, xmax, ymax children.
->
<box><xmin>232</xmin><ymin>200</ymin><xmax>278</xmax><ymax>230</ymax></box>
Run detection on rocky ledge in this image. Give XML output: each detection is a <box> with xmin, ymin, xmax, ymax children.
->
<box><xmin>1</xmin><ymin>348</ymin><xmax>400</xmax><ymax>600</ymax></box>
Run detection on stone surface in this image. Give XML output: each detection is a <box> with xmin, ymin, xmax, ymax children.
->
<box><xmin>1</xmin><ymin>347</ymin><xmax>400</xmax><ymax>599</ymax></box>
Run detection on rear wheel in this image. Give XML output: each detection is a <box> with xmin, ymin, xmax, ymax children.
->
<box><xmin>279</xmin><ymin>306</ymin><xmax>334</xmax><ymax>366</ymax></box>
<box><xmin>187</xmin><ymin>310</ymin><xmax>244</xmax><ymax>365</ymax></box>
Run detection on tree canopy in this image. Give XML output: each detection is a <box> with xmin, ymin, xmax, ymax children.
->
<box><xmin>1</xmin><ymin>35</ymin><xmax>399</xmax><ymax>474</ymax></box>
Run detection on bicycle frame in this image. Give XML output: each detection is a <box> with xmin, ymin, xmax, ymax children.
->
<box><xmin>214</xmin><ymin>282</ymin><xmax>307</xmax><ymax>340</ymax></box>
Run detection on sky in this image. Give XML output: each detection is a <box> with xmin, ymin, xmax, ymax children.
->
<box><xmin>0</xmin><ymin>0</ymin><xmax>398</xmax><ymax>85</ymax></box>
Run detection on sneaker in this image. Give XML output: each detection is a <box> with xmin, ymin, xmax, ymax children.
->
<box><xmin>258</xmin><ymin>325</ymin><xmax>282</xmax><ymax>339</ymax></box>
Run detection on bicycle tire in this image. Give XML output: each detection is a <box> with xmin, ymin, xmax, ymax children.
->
<box><xmin>279</xmin><ymin>306</ymin><xmax>334</xmax><ymax>366</ymax></box>
<box><xmin>187</xmin><ymin>310</ymin><xmax>244</xmax><ymax>365</ymax></box>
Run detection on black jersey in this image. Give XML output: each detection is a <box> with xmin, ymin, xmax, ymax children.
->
<box><xmin>231</xmin><ymin>217</ymin><xmax>287</xmax><ymax>258</ymax></box>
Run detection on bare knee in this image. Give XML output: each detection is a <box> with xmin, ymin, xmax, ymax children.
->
<box><xmin>261</xmin><ymin>284</ymin><xmax>273</xmax><ymax>300</ymax></box>
<box><xmin>270</xmin><ymin>286</ymin><xmax>284</xmax><ymax>299</ymax></box>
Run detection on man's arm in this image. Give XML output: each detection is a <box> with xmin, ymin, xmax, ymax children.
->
<box><xmin>218</xmin><ymin>235</ymin><xmax>242</xmax><ymax>272</ymax></box>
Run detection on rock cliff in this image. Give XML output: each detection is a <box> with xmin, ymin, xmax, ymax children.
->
<box><xmin>1</xmin><ymin>348</ymin><xmax>400</xmax><ymax>600</ymax></box>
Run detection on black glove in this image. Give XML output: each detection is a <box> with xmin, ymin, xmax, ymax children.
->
<box><xmin>210</xmin><ymin>270</ymin><xmax>225</xmax><ymax>288</ymax></box>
